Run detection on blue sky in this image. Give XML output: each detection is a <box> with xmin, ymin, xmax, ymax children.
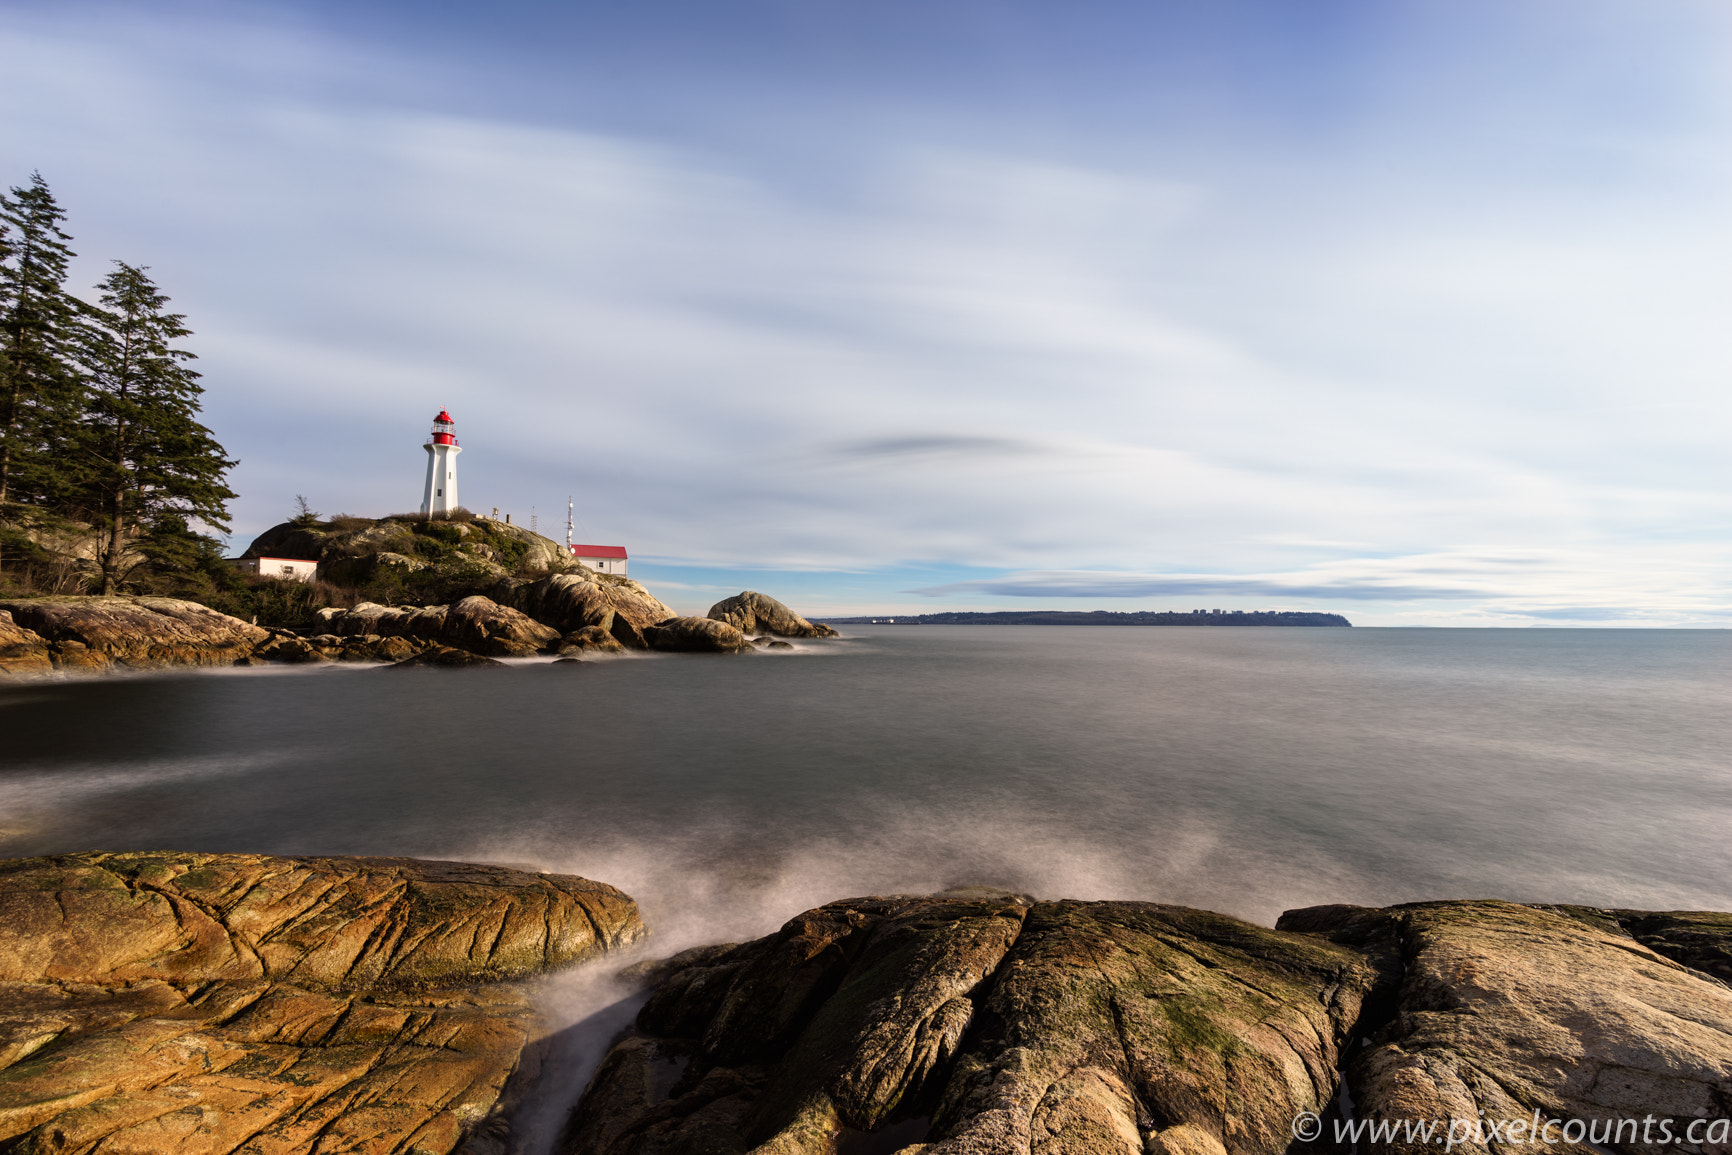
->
<box><xmin>3</xmin><ymin>0</ymin><xmax>1729</xmax><ymax>623</ymax></box>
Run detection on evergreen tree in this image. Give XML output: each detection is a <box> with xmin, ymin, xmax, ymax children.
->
<box><xmin>0</xmin><ymin>173</ymin><xmax>81</xmax><ymax>557</ymax></box>
<box><xmin>71</xmin><ymin>262</ymin><xmax>236</xmax><ymax>594</ymax></box>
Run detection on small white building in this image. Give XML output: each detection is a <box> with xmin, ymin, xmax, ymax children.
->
<box><xmin>570</xmin><ymin>544</ymin><xmax>628</xmax><ymax>575</ymax></box>
<box><xmin>232</xmin><ymin>556</ymin><xmax>319</xmax><ymax>582</ymax></box>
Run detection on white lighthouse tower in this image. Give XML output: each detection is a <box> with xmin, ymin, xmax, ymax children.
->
<box><xmin>420</xmin><ymin>409</ymin><xmax>462</xmax><ymax>516</ymax></box>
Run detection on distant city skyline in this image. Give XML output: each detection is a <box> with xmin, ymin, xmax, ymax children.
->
<box><xmin>3</xmin><ymin>0</ymin><xmax>1728</xmax><ymax>623</ymax></box>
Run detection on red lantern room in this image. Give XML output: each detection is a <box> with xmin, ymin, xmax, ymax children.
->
<box><xmin>430</xmin><ymin>410</ymin><xmax>458</xmax><ymax>446</ymax></box>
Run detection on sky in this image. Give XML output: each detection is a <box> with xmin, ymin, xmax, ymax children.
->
<box><xmin>2</xmin><ymin>0</ymin><xmax>1729</xmax><ymax>623</ymax></box>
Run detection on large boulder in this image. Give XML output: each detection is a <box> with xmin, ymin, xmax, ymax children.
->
<box><xmin>494</xmin><ymin>573</ymin><xmax>677</xmax><ymax>648</ymax></box>
<box><xmin>0</xmin><ymin>611</ymin><xmax>53</xmax><ymax>677</ymax></box>
<box><xmin>568</xmin><ymin>893</ymin><xmax>1376</xmax><ymax>1154</ymax></box>
<box><xmin>0</xmin><ymin>596</ymin><xmax>269</xmax><ymax>671</ymax></box>
<box><xmin>643</xmin><ymin>616</ymin><xmax>754</xmax><ymax>654</ymax></box>
<box><xmin>1282</xmin><ymin>900</ymin><xmax>1732</xmax><ymax>1155</ymax></box>
<box><xmin>707</xmin><ymin>591</ymin><xmax>838</xmax><ymax>638</ymax></box>
<box><xmin>0</xmin><ymin>852</ymin><xmax>644</xmax><ymax>1154</ymax></box>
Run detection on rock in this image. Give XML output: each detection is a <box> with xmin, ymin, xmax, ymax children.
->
<box><xmin>568</xmin><ymin>894</ymin><xmax>1375</xmax><ymax>1154</ymax></box>
<box><xmin>319</xmin><ymin>596</ymin><xmax>557</xmax><ymax>657</ymax></box>
<box><xmin>559</xmin><ymin>625</ymin><xmax>626</xmax><ymax>656</ymax></box>
<box><xmin>1279</xmin><ymin>900</ymin><xmax>1732</xmax><ymax>1155</ymax></box>
<box><xmin>251</xmin><ymin>633</ymin><xmax>331</xmax><ymax>663</ymax></box>
<box><xmin>0</xmin><ymin>851</ymin><xmax>645</xmax><ymax>1154</ymax></box>
<box><xmin>643</xmin><ymin>616</ymin><xmax>754</xmax><ymax>654</ymax></box>
<box><xmin>443</xmin><ymin>594</ymin><xmax>561</xmax><ymax>656</ymax></box>
<box><xmin>0</xmin><ymin>851</ymin><xmax>643</xmax><ymax>989</ymax></box>
<box><xmin>494</xmin><ymin>573</ymin><xmax>677</xmax><ymax>647</ymax></box>
<box><xmin>1579</xmin><ymin>907</ymin><xmax>1732</xmax><ymax>985</ymax></box>
<box><xmin>238</xmin><ymin>520</ymin><xmax>330</xmax><ymax>562</ymax></box>
<box><xmin>0</xmin><ymin>611</ymin><xmax>52</xmax><ymax>677</ymax></box>
<box><xmin>708</xmin><ymin>591</ymin><xmax>838</xmax><ymax>638</ymax></box>
<box><xmin>0</xmin><ymin>596</ymin><xmax>269</xmax><ymax>671</ymax></box>
<box><xmin>754</xmin><ymin>637</ymin><xmax>795</xmax><ymax>651</ymax></box>
<box><xmin>387</xmin><ymin>645</ymin><xmax>508</xmax><ymax>668</ymax></box>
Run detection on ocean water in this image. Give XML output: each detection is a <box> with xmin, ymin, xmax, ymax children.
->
<box><xmin>2</xmin><ymin>626</ymin><xmax>1729</xmax><ymax>941</ymax></box>
<box><xmin>4</xmin><ymin>625</ymin><xmax>1728</xmax><ymax>1147</ymax></box>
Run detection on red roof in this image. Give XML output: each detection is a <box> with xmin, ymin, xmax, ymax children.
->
<box><xmin>433</xmin><ymin>409</ymin><xmax>454</xmax><ymax>424</ymax></box>
<box><xmin>569</xmin><ymin>544</ymin><xmax>628</xmax><ymax>559</ymax></box>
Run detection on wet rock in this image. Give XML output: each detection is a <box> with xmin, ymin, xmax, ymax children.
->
<box><xmin>387</xmin><ymin>644</ymin><xmax>508</xmax><ymax>668</ymax></box>
<box><xmin>1280</xmin><ymin>900</ymin><xmax>1732</xmax><ymax>1155</ymax></box>
<box><xmin>0</xmin><ymin>596</ymin><xmax>269</xmax><ymax>670</ymax></box>
<box><xmin>708</xmin><ymin>591</ymin><xmax>838</xmax><ymax>638</ymax></box>
<box><xmin>754</xmin><ymin>637</ymin><xmax>795</xmax><ymax>651</ymax></box>
<box><xmin>250</xmin><ymin>633</ymin><xmax>331</xmax><ymax>663</ymax></box>
<box><xmin>569</xmin><ymin>895</ymin><xmax>1374</xmax><ymax>1155</ymax></box>
<box><xmin>0</xmin><ymin>851</ymin><xmax>645</xmax><ymax>1154</ymax></box>
<box><xmin>559</xmin><ymin>625</ymin><xmax>625</xmax><ymax>656</ymax></box>
<box><xmin>643</xmin><ymin>616</ymin><xmax>754</xmax><ymax>654</ymax></box>
<box><xmin>0</xmin><ymin>611</ymin><xmax>52</xmax><ymax>677</ymax></box>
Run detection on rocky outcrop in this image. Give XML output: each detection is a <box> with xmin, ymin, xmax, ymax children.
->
<box><xmin>388</xmin><ymin>644</ymin><xmax>510</xmax><ymax>668</ymax></box>
<box><xmin>0</xmin><ymin>851</ymin><xmax>644</xmax><ymax>1154</ymax></box>
<box><xmin>570</xmin><ymin>895</ymin><xmax>1732</xmax><ymax>1155</ymax></box>
<box><xmin>0</xmin><ymin>596</ymin><xmax>269</xmax><ymax>672</ymax></box>
<box><xmin>708</xmin><ymin>591</ymin><xmax>838</xmax><ymax>638</ymax></box>
<box><xmin>494</xmin><ymin>573</ymin><xmax>678</xmax><ymax>649</ymax></box>
<box><xmin>559</xmin><ymin>625</ymin><xmax>626</xmax><ymax>656</ymax></box>
<box><xmin>568</xmin><ymin>892</ymin><xmax>1376</xmax><ymax>1154</ymax></box>
<box><xmin>316</xmin><ymin>595</ymin><xmax>559</xmax><ymax>657</ymax></box>
<box><xmin>0</xmin><ymin>611</ymin><xmax>53</xmax><ymax>677</ymax></box>
<box><xmin>643</xmin><ymin>616</ymin><xmax>754</xmax><ymax>654</ymax></box>
<box><xmin>1282</xmin><ymin>900</ymin><xmax>1732</xmax><ymax>1155</ymax></box>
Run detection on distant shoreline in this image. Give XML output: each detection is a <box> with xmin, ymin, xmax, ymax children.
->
<box><xmin>817</xmin><ymin>610</ymin><xmax>1352</xmax><ymax>626</ymax></box>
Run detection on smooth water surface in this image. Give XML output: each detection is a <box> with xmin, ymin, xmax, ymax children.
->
<box><xmin>2</xmin><ymin>626</ymin><xmax>1728</xmax><ymax>948</ymax></box>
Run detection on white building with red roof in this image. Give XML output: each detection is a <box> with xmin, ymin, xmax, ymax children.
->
<box><xmin>569</xmin><ymin>543</ymin><xmax>628</xmax><ymax>576</ymax></box>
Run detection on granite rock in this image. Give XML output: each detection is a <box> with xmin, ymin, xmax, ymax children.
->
<box><xmin>707</xmin><ymin>591</ymin><xmax>838</xmax><ymax>639</ymax></box>
<box><xmin>0</xmin><ymin>852</ymin><xmax>644</xmax><ymax>1154</ymax></box>
<box><xmin>1279</xmin><ymin>900</ymin><xmax>1732</xmax><ymax>1155</ymax></box>
<box><xmin>0</xmin><ymin>611</ymin><xmax>53</xmax><ymax>677</ymax></box>
<box><xmin>568</xmin><ymin>894</ymin><xmax>1375</xmax><ymax>1155</ymax></box>
<box><xmin>0</xmin><ymin>596</ymin><xmax>269</xmax><ymax>671</ymax></box>
<box><xmin>643</xmin><ymin>616</ymin><xmax>755</xmax><ymax>654</ymax></box>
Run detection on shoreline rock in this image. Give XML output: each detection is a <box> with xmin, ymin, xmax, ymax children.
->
<box><xmin>0</xmin><ymin>596</ymin><xmax>269</xmax><ymax>675</ymax></box>
<box><xmin>708</xmin><ymin>591</ymin><xmax>839</xmax><ymax>639</ymax></box>
<box><xmin>568</xmin><ymin>895</ymin><xmax>1732</xmax><ymax>1155</ymax></box>
<box><xmin>0</xmin><ymin>851</ymin><xmax>645</xmax><ymax>1154</ymax></box>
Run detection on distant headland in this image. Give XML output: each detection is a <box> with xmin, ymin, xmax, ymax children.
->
<box><xmin>821</xmin><ymin>609</ymin><xmax>1352</xmax><ymax>626</ymax></box>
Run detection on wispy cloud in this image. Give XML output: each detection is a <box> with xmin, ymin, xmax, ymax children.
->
<box><xmin>3</xmin><ymin>1</ymin><xmax>1730</xmax><ymax>624</ymax></box>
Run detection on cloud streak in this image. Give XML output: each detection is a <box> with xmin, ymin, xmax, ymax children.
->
<box><xmin>2</xmin><ymin>1</ymin><xmax>1730</xmax><ymax>624</ymax></box>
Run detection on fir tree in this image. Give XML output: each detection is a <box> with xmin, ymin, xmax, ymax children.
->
<box><xmin>0</xmin><ymin>173</ymin><xmax>81</xmax><ymax>557</ymax></box>
<box><xmin>71</xmin><ymin>262</ymin><xmax>236</xmax><ymax>594</ymax></box>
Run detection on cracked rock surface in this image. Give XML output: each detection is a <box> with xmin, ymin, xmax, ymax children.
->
<box><xmin>0</xmin><ymin>851</ymin><xmax>645</xmax><ymax>1154</ymax></box>
<box><xmin>0</xmin><ymin>598</ymin><xmax>269</xmax><ymax>674</ymax></box>
<box><xmin>568</xmin><ymin>896</ymin><xmax>1732</xmax><ymax>1155</ymax></box>
<box><xmin>1279</xmin><ymin>900</ymin><xmax>1732</xmax><ymax>1155</ymax></box>
<box><xmin>566</xmin><ymin>893</ymin><xmax>1377</xmax><ymax>1155</ymax></box>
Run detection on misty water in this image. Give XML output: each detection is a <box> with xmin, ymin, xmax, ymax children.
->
<box><xmin>3</xmin><ymin>625</ymin><xmax>1729</xmax><ymax>1145</ymax></box>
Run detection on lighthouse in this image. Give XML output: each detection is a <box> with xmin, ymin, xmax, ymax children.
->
<box><xmin>420</xmin><ymin>409</ymin><xmax>462</xmax><ymax>516</ymax></box>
